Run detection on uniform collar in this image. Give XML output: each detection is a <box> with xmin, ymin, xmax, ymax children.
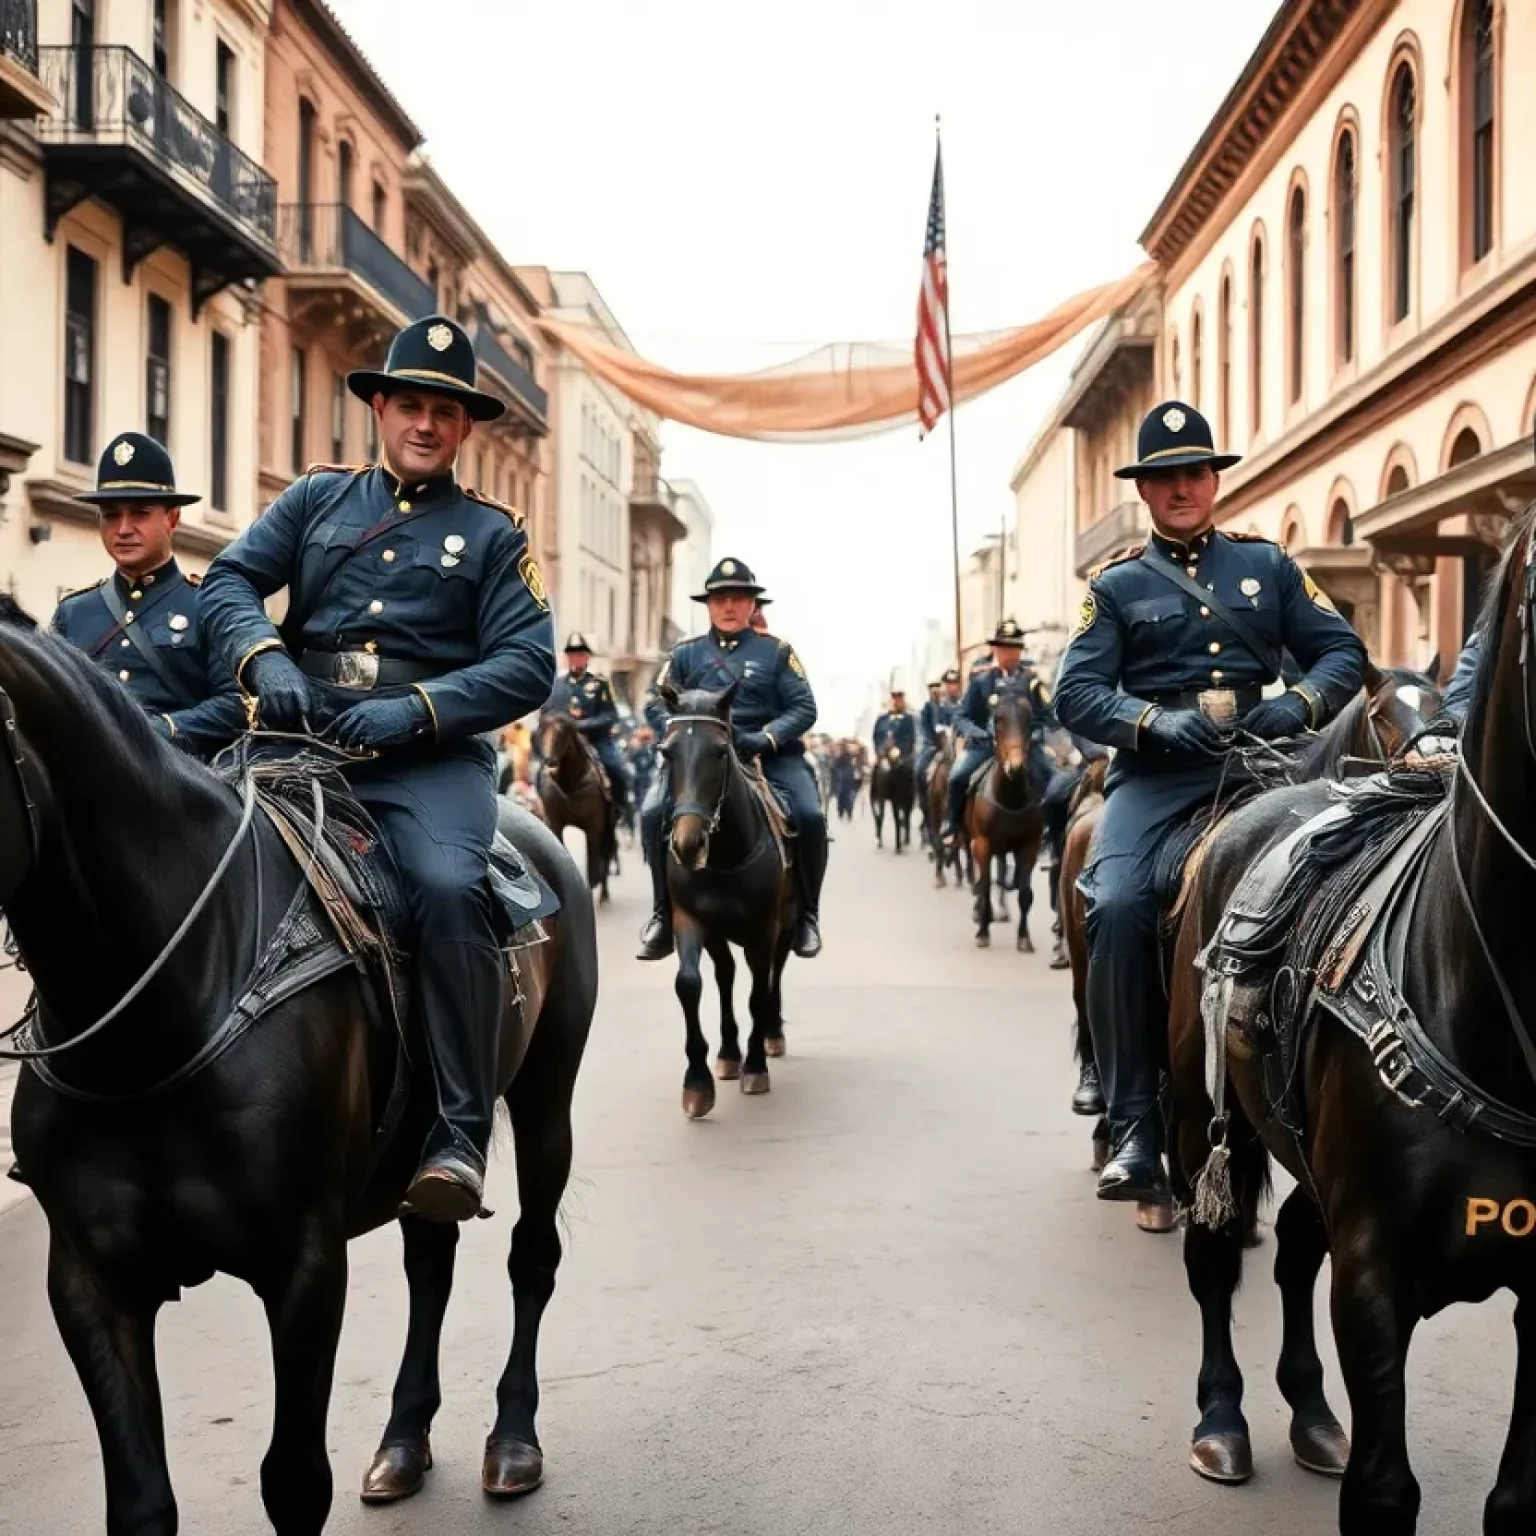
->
<box><xmin>567</xmin><ymin>669</ymin><xmax>591</xmax><ymax>683</ymax></box>
<box><xmin>1149</xmin><ymin>525</ymin><xmax>1216</xmax><ymax>561</ymax></box>
<box><xmin>378</xmin><ymin>459</ymin><xmax>457</xmax><ymax>503</ymax></box>
<box><xmin>113</xmin><ymin>556</ymin><xmax>179</xmax><ymax>597</ymax></box>
<box><xmin>711</xmin><ymin>626</ymin><xmax>748</xmax><ymax>651</ymax></box>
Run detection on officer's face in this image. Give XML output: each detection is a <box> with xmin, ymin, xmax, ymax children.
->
<box><xmin>707</xmin><ymin>592</ymin><xmax>754</xmax><ymax>634</ymax></box>
<box><xmin>98</xmin><ymin>502</ymin><xmax>179</xmax><ymax>575</ymax></box>
<box><xmin>566</xmin><ymin>651</ymin><xmax>588</xmax><ymax>675</ymax></box>
<box><xmin>376</xmin><ymin>390</ymin><xmax>473</xmax><ymax>479</ymax></box>
<box><xmin>1136</xmin><ymin>465</ymin><xmax>1219</xmax><ymax>538</ymax></box>
<box><xmin>945</xmin><ymin>681</ymin><xmax>962</xmax><ymax>699</ymax></box>
<box><xmin>993</xmin><ymin>643</ymin><xmax>1023</xmax><ymax>671</ymax></box>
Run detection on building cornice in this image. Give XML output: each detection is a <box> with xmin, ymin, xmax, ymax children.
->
<box><xmin>287</xmin><ymin>0</ymin><xmax>422</xmax><ymax>151</ymax></box>
<box><xmin>404</xmin><ymin>159</ymin><xmax>542</xmax><ymax>316</ymax></box>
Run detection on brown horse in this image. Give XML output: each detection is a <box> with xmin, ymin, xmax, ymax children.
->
<box><xmin>1060</xmin><ymin>756</ymin><xmax>1111</xmax><ymax>1173</ymax></box>
<box><xmin>962</xmin><ymin>687</ymin><xmax>1044</xmax><ymax>950</ymax></box>
<box><xmin>926</xmin><ymin>728</ymin><xmax>968</xmax><ymax>889</ymax></box>
<box><xmin>535</xmin><ymin>713</ymin><xmax>617</xmax><ymax>902</ymax></box>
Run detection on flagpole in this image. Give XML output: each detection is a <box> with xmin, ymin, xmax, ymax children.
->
<box><xmin>938</xmin><ymin>117</ymin><xmax>963</xmax><ymax>676</ymax></box>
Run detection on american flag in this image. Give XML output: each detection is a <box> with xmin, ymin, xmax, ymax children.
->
<box><xmin>915</xmin><ymin>140</ymin><xmax>951</xmax><ymax>434</ymax></box>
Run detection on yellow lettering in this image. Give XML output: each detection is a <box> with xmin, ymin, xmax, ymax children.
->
<box><xmin>1502</xmin><ymin>1200</ymin><xmax>1536</xmax><ymax>1239</ymax></box>
<box><xmin>1467</xmin><ymin>1197</ymin><xmax>1501</xmax><ymax>1235</ymax></box>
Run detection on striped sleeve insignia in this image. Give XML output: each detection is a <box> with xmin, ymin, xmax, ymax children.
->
<box><xmin>465</xmin><ymin>487</ymin><xmax>526</xmax><ymax>527</ymax></box>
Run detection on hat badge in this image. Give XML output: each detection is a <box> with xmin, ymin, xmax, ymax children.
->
<box><xmin>721</xmin><ymin>559</ymin><xmax>737</xmax><ymax>576</ymax></box>
<box><xmin>427</xmin><ymin>323</ymin><xmax>453</xmax><ymax>353</ymax></box>
<box><xmin>1163</xmin><ymin>407</ymin><xmax>1187</xmax><ymax>433</ymax></box>
<box><xmin>112</xmin><ymin>439</ymin><xmax>135</xmax><ymax>467</ymax></box>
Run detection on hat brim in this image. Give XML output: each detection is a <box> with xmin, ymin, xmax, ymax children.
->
<box><xmin>691</xmin><ymin>581</ymin><xmax>767</xmax><ymax>601</ymax></box>
<box><xmin>563</xmin><ymin>642</ymin><xmax>593</xmax><ymax>654</ymax></box>
<box><xmin>1113</xmin><ymin>449</ymin><xmax>1241</xmax><ymax>479</ymax></box>
<box><xmin>76</xmin><ymin>488</ymin><xmax>202</xmax><ymax>508</ymax></box>
<box><xmin>347</xmin><ymin>369</ymin><xmax>507</xmax><ymax>423</ymax></box>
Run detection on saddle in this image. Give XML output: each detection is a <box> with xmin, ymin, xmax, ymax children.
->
<box><xmin>743</xmin><ymin>758</ymin><xmax>795</xmax><ymax>870</ymax></box>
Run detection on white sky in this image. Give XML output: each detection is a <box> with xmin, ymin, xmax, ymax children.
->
<box><xmin>328</xmin><ymin>0</ymin><xmax>1277</xmax><ymax>732</ymax></box>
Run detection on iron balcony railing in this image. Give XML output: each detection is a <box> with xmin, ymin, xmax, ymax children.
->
<box><xmin>36</xmin><ymin>45</ymin><xmax>277</xmax><ymax>248</ymax></box>
<box><xmin>631</xmin><ymin>468</ymin><xmax>676</xmax><ymax>511</ymax></box>
<box><xmin>473</xmin><ymin>325</ymin><xmax>548</xmax><ymax>422</ymax></box>
<box><xmin>1</xmin><ymin>0</ymin><xmax>38</xmax><ymax>75</ymax></box>
<box><xmin>278</xmin><ymin>203</ymin><xmax>435</xmax><ymax>322</ymax></box>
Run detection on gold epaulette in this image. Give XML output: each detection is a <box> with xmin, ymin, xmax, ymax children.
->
<box><xmin>1224</xmin><ymin>529</ymin><xmax>1277</xmax><ymax>545</ymax></box>
<box><xmin>465</xmin><ymin>487</ymin><xmax>525</xmax><ymax>527</ymax></box>
<box><xmin>304</xmin><ymin>461</ymin><xmax>370</xmax><ymax>477</ymax></box>
<box><xmin>1087</xmin><ymin>542</ymin><xmax>1145</xmax><ymax>581</ymax></box>
<box><xmin>58</xmin><ymin>577</ymin><xmax>106</xmax><ymax>601</ymax></box>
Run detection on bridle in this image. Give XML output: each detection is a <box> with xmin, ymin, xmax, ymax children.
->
<box><xmin>663</xmin><ymin>713</ymin><xmax>735</xmax><ymax>860</ymax></box>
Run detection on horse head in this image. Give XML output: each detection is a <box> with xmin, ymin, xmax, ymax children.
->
<box><xmin>992</xmin><ymin>685</ymin><xmax>1034</xmax><ymax>778</ymax></box>
<box><xmin>1363</xmin><ymin>661</ymin><xmax>1444</xmax><ymax>760</ymax></box>
<box><xmin>659</xmin><ymin>679</ymin><xmax>738</xmax><ymax>871</ymax></box>
<box><xmin>0</xmin><ymin>600</ymin><xmax>46</xmax><ymax>902</ymax></box>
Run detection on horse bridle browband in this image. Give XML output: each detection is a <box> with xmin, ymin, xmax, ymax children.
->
<box><xmin>664</xmin><ymin>713</ymin><xmax>735</xmax><ymax>833</ymax></box>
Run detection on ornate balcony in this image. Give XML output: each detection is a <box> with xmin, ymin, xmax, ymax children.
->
<box><xmin>629</xmin><ymin>469</ymin><xmax>686</xmax><ymax>541</ymax></box>
<box><xmin>278</xmin><ymin>203</ymin><xmax>435</xmax><ymax>350</ymax></box>
<box><xmin>36</xmin><ymin>45</ymin><xmax>280</xmax><ymax>312</ymax></box>
<box><xmin>473</xmin><ymin>325</ymin><xmax>549</xmax><ymax>436</ymax></box>
<box><xmin>0</xmin><ymin>0</ymin><xmax>52</xmax><ymax>119</ymax></box>
<box><xmin>1074</xmin><ymin>499</ymin><xmax>1148</xmax><ymax>578</ymax></box>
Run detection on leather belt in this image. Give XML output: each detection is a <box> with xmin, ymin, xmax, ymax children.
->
<box><xmin>1153</xmin><ymin>686</ymin><xmax>1262</xmax><ymax>724</ymax></box>
<box><xmin>300</xmin><ymin>650</ymin><xmax>438</xmax><ymax>691</ymax></box>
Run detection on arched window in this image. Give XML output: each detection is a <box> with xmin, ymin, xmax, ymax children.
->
<box><xmin>1449</xmin><ymin>426</ymin><xmax>1482</xmax><ymax>466</ymax></box>
<box><xmin>1170</xmin><ymin>333</ymin><xmax>1181</xmax><ymax>400</ymax></box>
<box><xmin>1250</xmin><ymin>236</ymin><xmax>1265</xmax><ymax>436</ymax></box>
<box><xmin>1385</xmin><ymin>464</ymin><xmax>1410</xmax><ymax>497</ymax></box>
<box><xmin>1218</xmin><ymin>273</ymin><xmax>1232</xmax><ymax>447</ymax></box>
<box><xmin>1190</xmin><ymin>305</ymin><xmax>1203</xmax><ymax>412</ymax></box>
<box><xmin>1334</xmin><ymin>129</ymin><xmax>1357</xmax><ymax>365</ymax></box>
<box><xmin>338</xmin><ymin>138</ymin><xmax>354</xmax><ymax>210</ymax></box>
<box><xmin>1461</xmin><ymin>0</ymin><xmax>1497</xmax><ymax>268</ymax></box>
<box><xmin>1330</xmin><ymin>498</ymin><xmax>1356</xmax><ymax>546</ymax></box>
<box><xmin>1389</xmin><ymin>63</ymin><xmax>1416</xmax><ymax>322</ymax></box>
<box><xmin>1287</xmin><ymin>184</ymin><xmax>1306</xmax><ymax>403</ymax></box>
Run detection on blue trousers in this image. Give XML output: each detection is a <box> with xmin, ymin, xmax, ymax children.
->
<box><xmin>589</xmin><ymin>734</ymin><xmax>629</xmax><ymax>812</ymax></box>
<box><xmin>944</xmin><ymin>742</ymin><xmax>991</xmax><ymax>830</ymax></box>
<box><xmin>915</xmin><ymin>744</ymin><xmax>938</xmax><ymax>791</ymax></box>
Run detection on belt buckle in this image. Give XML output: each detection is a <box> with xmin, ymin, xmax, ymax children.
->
<box><xmin>332</xmin><ymin>652</ymin><xmax>379</xmax><ymax>691</ymax></box>
<box><xmin>1195</xmin><ymin>688</ymin><xmax>1238</xmax><ymax>725</ymax></box>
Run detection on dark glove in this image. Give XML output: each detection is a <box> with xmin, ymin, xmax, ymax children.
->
<box><xmin>1141</xmin><ymin>707</ymin><xmax>1227</xmax><ymax>756</ymax></box>
<box><xmin>328</xmin><ymin>693</ymin><xmax>432</xmax><ymax>752</ymax></box>
<box><xmin>735</xmin><ymin>729</ymin><xmax>769</xmax><ymax>757</ymax></box>
<box><xmin>246</xmin><ymin>650</ymin><xmax>313</xmax><ymax>732</ymax></box>
<box><xmin>1240</xmin><ymin>691</ymin><xmax>1310</xmax><ymax>741</ymax></box>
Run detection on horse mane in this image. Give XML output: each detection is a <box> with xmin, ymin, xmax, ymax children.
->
<box><xmin>1294</xmin><ymin>663</ymin><xmax>1439</xmax><ymax>777</ymax></box>
<box><xmin>1466</xmin><ymin>499</ymin><xmax>1536</xmax><ymax>749</ymax></box>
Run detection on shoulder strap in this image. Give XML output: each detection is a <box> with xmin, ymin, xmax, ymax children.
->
<box><xmin>1137</xmin><ymin>550</ymin><xmax>1281</xmax><ymax>679</ymax></box>
<box><xmin>94</xmin><ymin>578</ymin><xmax>197</xmax><ymax>706</ymax></box>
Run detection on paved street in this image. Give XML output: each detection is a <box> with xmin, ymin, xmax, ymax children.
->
<box><xmin>0</xmin><ymin>817</ymin><xmax>1519</xmax><ymax>1535</ymax></box>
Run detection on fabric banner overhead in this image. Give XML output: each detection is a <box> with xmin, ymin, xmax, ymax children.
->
<box><xmin>534</xmin><ymin>261</ymin><xmax>1157</xmax><ymax>443</ymax></box>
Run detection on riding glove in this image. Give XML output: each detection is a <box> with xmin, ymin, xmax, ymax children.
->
<box><xmin>734</xmin><ymin>729</ymin><xmax>770</xmax><ymax>757</ymax></box>
<box><xmin>329</xmin><ymin>693</ymin><xmax>432</xmax><ymax>751</ymax></box>
<box><xmin>1141</xmin><ymin>707</ymin><xmax>1227</xmax><ymax>756</ymax></box>
<box><xmin>1241</xmin><ymin>692</ymin><xmax>1310</xmax><ymax>740</ymax></box>
<box><xmin>246</xmin><ymin>650</ymin><xmax>313</xmax><ymax>732</ymax></box>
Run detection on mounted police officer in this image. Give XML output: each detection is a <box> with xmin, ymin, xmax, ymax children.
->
<box><xmin>872</xmin><ymin>688</ymin><xmax>917</xmax><ymax>759</ymax></box>
<box><xmin>943</xmin><ymin>619</ymin><xmax>1051</xmax><ymax>843</ymax></box>
<box><xmin>749</xmin><ymin>595</ymin><xmax>772</xmax><ymax>634</ymax></box>
<box><xmin>917</xmin><ymin>668</ymin><xmax>962</xmax><ymax>788</ymax></box>
<box><xmin>199</xmin><ymin>314</ymin><xmax>556</xmax><ymax>1223</ymax></box>
<box><xmin>1054</xmin><ymin>400</ymin><xmax>1365</xmax><ymax>1203</ymax></box>
<box><xmin>52</xmin><ymin>432</ymin><xmax>245</xmax><ymax>757</ymax></box>
<box><xmin>637</xmin><ymin>557</ymin><xmax>825</xmax><ymax>962</ymax></box>
<box><xmin>545</xmin><ymin>631</ymin><xmax>629</xmax><ymax>820</ymax></box>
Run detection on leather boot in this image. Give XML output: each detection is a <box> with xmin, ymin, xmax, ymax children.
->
<box><xmin>793</xmin><ymin>813</ymin><xmax>827</xmax><ymax>959</ymax></box>
<box><xmin>1049</xmin><ymin>932</ymin><xmax>1070</xmax><ymax>970</ymax></box>
<box><xmin>1071</xmin><ymin>1061</ymin><xmax>1105</xmax><ymax>1116</ymax></box>
<box><xmin>637</xmin><ymin>906</ymin><xmax>673</xmax><ymax>961</ymax></box>
<box><xmin>793</xmin><ymin>912</ymin><xmax>822</xmax><ymax>959</ymax></box>
<box><xmin>1097</xmin><ymin>1118</ymin><xmax>1168</xmax><ymax>1203</ymax></box>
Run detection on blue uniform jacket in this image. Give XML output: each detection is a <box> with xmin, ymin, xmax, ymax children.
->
<box><xmin>547</xmin><ymin>669</ymin><xmax>619</xmax><ymax>737</ymax></box>
<box><xmin>873</xmin><ymin>708</ymin><xmax>917</xmax><ymax>756</ymax></box>
<box><xmin>956</xmin><ymin>664</ymin><xmax>1051</xmax><ymax>744</ymax></box>
<box><xmin>198</xmin><ymin>464</ymin><xmax>555</xmax><ymax>742</ymax></box>
<box><xmin>645</xmin><ymin>626</ymin><xmax>817</xmax><ymax>753</ymax></box>
<box><xmin>1054</xmin><ymin>528</ymin><xmax>1366</xmax><ymax>756</ymax></box>
<box><xmin>51</xmin><ymin>558</ymin><xmax>245</xmax><ymax>756</ymax></box>
<box><xmin>919</xmin><ymin>696</ymin><xmax>959</xmax><ymax>745</ymax></box>
<box><xmin>1442</xmin><ymin>632</ymin><xmax>1481</xmax><ymax>720</ymax></box>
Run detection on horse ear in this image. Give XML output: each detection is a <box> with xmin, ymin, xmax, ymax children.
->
<box><xmin>1424</xmin><ymin>650</ymin><xmax>1443</xmax><ymax>685</ymax></box>
<box><xmin>1362</xmin><ymin>659</ymin><xmax>1384</xmax><ymax>693</ymax></box>
<box><xmin>717</xmin><ymin>677</ymin><xmax>741</xmax><ymax>713</ymax></box>
<box><xmin>658</xmin><ymin>680</ymin><xmax>681</xmax><ymax>711</ymax></box>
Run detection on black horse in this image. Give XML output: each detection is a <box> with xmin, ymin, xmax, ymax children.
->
<box><xmin>656</xmin><ymin>681</ymin><xmax>796</xmax><ymax>1117</ymax></box>
<box><xmin>869</xmin><ymin>745</ymin><xmax>916</xmax><ymax>852</ymax></box>
<box><xmin>0</xmin><ymin>616</ymin><xmax>596</xmax><ymax>1533</ymax></box>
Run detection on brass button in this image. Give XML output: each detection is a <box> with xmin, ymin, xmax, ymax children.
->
<box><xmin>1186</xmin><ymin>566</ymin><xmax>1198</xmax><ymax>578</ymax></box>
<box><xmin>120</xmin><ymin>637</ymin><xmax>131</xmax><ymax>649</ymax></box>
<box><xmin>398</xmin><ymin>500</ymin><xmax>411</xmax><ymax>513</ymax></box>
<box><xmin>130</xmin><ymin>589</ymin><xmax>142</xmax><ymax>600</ymax></box>
<box><xmin>124</xmin><ymin>611</ymin><xmax>135</xmax><ymax>623</ymax></box>
<box><xmin>1212</xmin><ymin>669</ymin><xmax>1224</xmax><ymax>681</ymax></box>
<box><xmin>382</xmin><ymin>549</ymin><xmax>397</xmax><ymax>563</ymax></box>
<box><xmin>1200</xmin><ymin>605</ymin><xmax>1210</xmax><ymax>617</ymax></box>
<box><xmin>364</xmin><ymin>640</ymin><xmax>378</xmax><ymax>654</ymax></box>
<box><xmin>369</xmin><ymin>599</ymin><xmax>384</xmax><ymax>615</ymax></box>
<box><xmin>1208</xmin><ymin>641</ymin><xmax>1222</xmax><ymax>655</ymax></box>
<box><xmin>118</xmin><ymin>668</ymin><xmax>131</xmax><ymax>681</ymax></box>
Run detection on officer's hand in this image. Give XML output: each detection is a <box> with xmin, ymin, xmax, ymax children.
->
<box><xmin>1142</xmin><ymin>708</ymin><xmax>1227</xmax><ymax>756</ymax></box>
<box><xmin>735</xmin><ymin>729</ymin><xmax>769</xmax><ymax>757</ymax></box>
<box><xmin>247</xmin><ymin>651</ymin><xmax>312</xmax><ymax>732</ymax></box>
<box><xmin>328</xmin><ymin>693</ymin><xmax>432</xmax><ymax>752</ymax></box>
<box><xmin>1241</xmin><ymin>692</ymin><xmax>1310</xmax><ymax>741</ymax></box>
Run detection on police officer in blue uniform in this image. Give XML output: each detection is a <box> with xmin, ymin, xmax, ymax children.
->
<box><xmin>628</xmin><ymin>724</ymin><xmax>659</xmax><ymax>812</ymax></box>
<box><xmin>199</xmin><ymin>315</ymin><xmax>556</xmax><ymax>1222</ymax></box>
<box><xmin>917</xmin><ymin>667</ymin><xmax>963</xmax><ymax>788</ymax></box>
<box><xmin>943</xmin><ymin>618</ymin><xmax>1050</xmax><ymax>842</ymax></box>
<box><xmin>1054</xmin><ymin>401</ymin><xmax>1365</xmax><ymax>1202</ymax></box>
<box><xmin>545</xmin><ymin>632</ymin><xmax>629</xmax><ymax>818</ymax></box>
<box><xmin>52</xmin><ymin>432</ymin><xmax>245</xmax><ymax>757</ymax></box>
<box><xmin>1440</xmin><ymin>631</ymin><xmax>1480</xmax><ymax>722</ymax></box>
<box><xmin>637</xmin><ymin>557</ymin><xmax>825</xmax><ymax>961</ymax></box>
<box><xmin>872</xmin><ymin>689</ymin><xmax>917</xmax><ymax>759</ymax></box>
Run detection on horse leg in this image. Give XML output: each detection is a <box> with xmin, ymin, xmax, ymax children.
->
<box><xmin>676</xmin><ymin>923</ymin><xmax>715</xmax><ymax>1118</ymax></box>
<box><xmin>258</xmin><ymin>1230</ymin><xmax>348</xmax><ymax>1536</ymax></box>
<box><xmin>1271</xmin><ymin>1187</ymin><xmax>1350</xmax><ymax>1476</ymax></box>
<box><xmin>1331</xmin><ymin>1235</ymin><xmax>1421</xmax><ymax>1534</ymax></box>
<box><xmin>46</xmin><ymin>1243</ymin><xmax>177</xmax><ymax>1536</ymax></box>
<box><xmin>361</xmin><ymin>1218</ymin><xmax>459</xmax><ymax>1502</ymax></box>
<box><xmin>482</xmin><ymin>1070</ymin><xmax>577</xmax><ymax>1498</ymax></box>
<box><xmin>740</xmin><ymin>939</ymin><xmax>774</xmax><ymax>1096</ymax></box>
<box><xmin>707</xmin><ymin>936</ymin><xmax>742</xmax><ymax>1080</ymax></box>
<box><xmin>994</xmin><ymin>854</ymin><xmax>1009</xmax><ymax>922</ymax></box>
<box><xmin>1015</xmin><ymin>843</ymin><xmax>1038</xmax><ymax>953</ymax></box>
<box><xmin>1182</xmin><ymin>1212</ymin><xmax>1252</xmax><ymax>1484</ymax></box>
<box><xmin>971</xmin><ymin>834</ymin><xmax>993</xmax><ymax>948</ymax></box>
<box><xmin>764</xmin><ymin>935</ymin><xmax>789</xmax><ymax>1058</ymax></box>
<box><xmin>1486</xmin><ymin>1294</ymin><xmax>1536</xmax><ymax>1534</ymax></box>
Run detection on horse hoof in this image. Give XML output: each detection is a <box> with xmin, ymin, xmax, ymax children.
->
<box><xmin>740</xmin><ymin>1071</ymin><xmax>771</xmax><ymax>1096</ymax></box>
<box><xmin>1016</xmin><ymin>936</ymin><xmax>1034</xmax><ymax>953</ymax></box>
<box><xmin>1134</xmin><ymin>1200</ymin><xmax>1176</xmax><ymax>1234</ymax></box>
<box><xmin>714</xmin><ymin>1057</ymin><xmax>742</xmax><ymax>1081</ymax></box>
<box><xmin>681</xmin><ymin>1084</ymin><xmax>716</xmax><ymax>1119</ymax></box>
<box><xmin>360</xmin><ymin>1439</ymin><xmax>432</xmax><ymax>1503</ymax></box>
<box><xmin>1091</xmin><ymin>1137</ymin><xmax>1111</xmax><ymax>1173</ymax></box>
<box><xmin>765</xmin><ymin>1036</ymin><xmax>786</xmax><ymax>1058</ymax></box>
<box><xmin>1189</xmin><ymin>1432</ymin><xmax>1253</xmax><ymax>1484</ymax></box>
<box><xmin>1291</xmin><ymin>1420</ymin><xmax>1349</xmax><ymax>1477</ymax></box>
<box><xmin>483</xmin><ymin>1437</ymin><xmax>544</xmax><ymax>1499</ymax></box>
<box><xmin>975</xmin><ymin>933</ymin><xmax>990</xmax><ymax>949</ymax></box>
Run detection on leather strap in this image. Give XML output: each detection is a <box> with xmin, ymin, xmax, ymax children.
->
<box><xmin>1138</xmin><ymin>550</ymin><xmax>1281</xmax><ymax>679</ymax></box>
<box><xmin>93</xmin><ymin>577</ymin><xmax>198</xmax><ymax>708</ymax></box>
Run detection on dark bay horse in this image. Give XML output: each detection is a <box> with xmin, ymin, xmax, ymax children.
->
<box><xmin>657</xmin><ymin>681</ymin><xmax>797</xmax><ymax>1117</ymax></box>
<box><xmin>536</xmin><ymin>712</ymin><xmax>617</xmax><ymax>902</ymax></box>
<box><xmin>0</xmin><ymin>619</ymin><xmax>596</xmax><ymax>1533</ymax></box>
<box><xmin>870</xmin><ymin>745</ymin><xmax>916</xmax><ymax>852</ymax></box>
<box><xmin>962</xmin><ymin>688</ymin><xmax>1044</xmax><ymax>950</ymax></box>
<box><xmin>926</xmin><ymin>728</ymin><xmax>970</xmax><ymax>890</ymax></box>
